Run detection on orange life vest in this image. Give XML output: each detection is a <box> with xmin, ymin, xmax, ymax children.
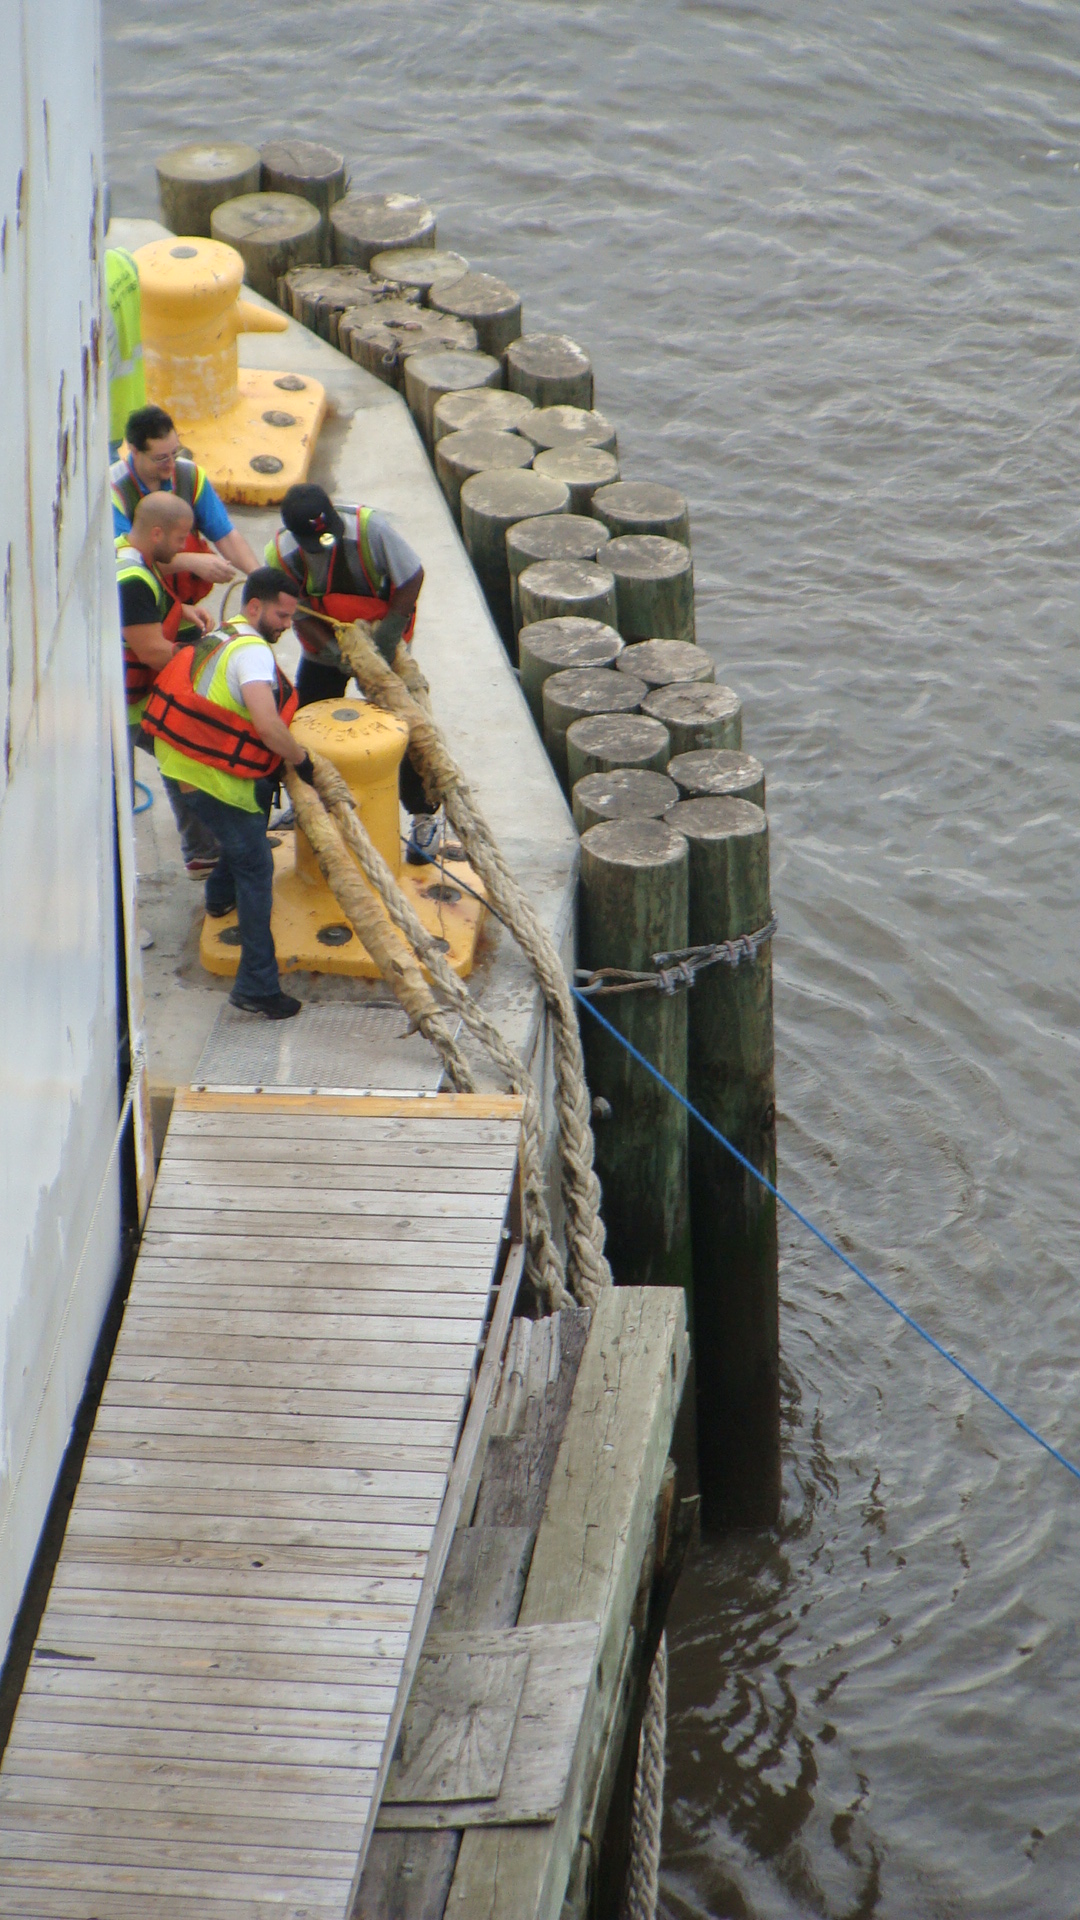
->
<box><xmin>272</xmin><ymin>509</ymin><xmax>417</xmax><ymax>655</ymax></box>
<box><xmin>141</xmin><ymin>624</ymin><xmax>298</xmax><ymax>779</ymax></box>
<box><xmin>116</xmin><ymin>542</ymin><xmax>186</xmax><ymax>704</ymax></box>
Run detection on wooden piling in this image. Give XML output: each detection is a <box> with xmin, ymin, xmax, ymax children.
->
<box><xmin>578</xmin><ymin>820</ymin><xmax>692</xmax><ymax>1293</ymax></box>
<box><xmin>281</xmin><ymin>265</ymin><xmax>416</xmax><ymax>341</ymax></box>
<box><xmin>260</xmin><ymin>140</ymin><xmax>346</xmax><ymax>260</ymax></box>
<box><xmin>572</xmin><ymin>768</ymin><xmax>679</xmax><ymax>834</ymax></box>
<box><xmin>210</xmin><ymin>192</ymin><xmax>324</xmax><ymax>299</ymax></box>
<box><xmin>459</xmin><ymin>470</ymin><xmax>570</xmax><ymax>651</ymax></box>
<box><xmin>404</xmin><ymin>350</ymin><xmax>503</xmax><ymax>454</ymax></box>
<box><xmin>668</xmin><ymin>749</ymin><xmax>765</xmax><ymax>809</ymax></box>
<box><xmin>430</xmin><ymin>272</ymin><xmax>523</xmax><ymax>358</ymax></box>
<box><xmin>506</xmin><ymin>333</ymin><xmax>594</xmax><ymax>409</ymax></box>
<box><xmin>517</xmin><ymin>405</ymin><xmax>617</xmax><ymax>455</ymax></box>
<box><xmin>517</xmin><ymin>617</ymin><xmax>623</xmax><ymax>730</ymax></box>
<box><xmin>435</xmin><ymin>428</ymin><xmax>533</xmax><ymax>526</ymax></box>
<box><xmin>518</xmin><ymin>559</ymin><xmax>618</xmax><ymax>632</ymax></box>
<box><xmin>541</xmin><ymin>668</ymin><xmax>646</xmax><ymax>793</ymax></box>
<box><xmin>592</xmin><ymin>481</ymin><xmax>690</xmax><ymax>546</ymax></box>
<box><xmin>605</xmin><ymin>535</ymin><xmax>695</xmax><ymax>643</ymax></box>
<box><xmin>662</xmin><ymin>796</ymin><xmax>778</xmax><ymax>1529</ymax></box>
<box><xmin>433</xmin><ymin>388</ymin><xmax>535</xmax><ymax>445</ymax></box>
<box><xmin>533</xmin><ymin>445</ymin><xmax>620</xmax><ymax>513</ymax></box>
<box><xmin>506</xmin><ymin>514</ymin><xmax>610</xmax><ymax>632</ymax></box>
<box><xmin>371</xmin><ymin>247</ymin><xmax>470</xmax><ymax>304</ymax></box>
<box><xmin>331</xmin><ymin>191</ymin><xmax>436</xmax><ymax>267</ymax></box>
<box><xmin>338</xmin><ymin>303</ymin><xmax>477</xmax><ymax>389</ymax></box>
<box><xmin>641</xmin><ymin>682</ymin><xmax>743</xmax><ymax>755</ymax></box>
<box><xmin>616</xmin><ymin>639</ymin><xmax>714</xmax><ymax>690</ymax></box>
<box><xmin>156</xmin><ymin>141</ymin><xmax>261</xmax><ymax>237</ymax></box>
<box><xmin>566</xmin><ymin>712</ymin><xmax>672</xmax><ymax>785</ymax></box>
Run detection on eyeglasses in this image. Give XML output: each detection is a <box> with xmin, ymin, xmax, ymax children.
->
<box><xmin>144</xmin><ymin>447</ymin><xmax>178</xmax><ymax>468</ymax></box>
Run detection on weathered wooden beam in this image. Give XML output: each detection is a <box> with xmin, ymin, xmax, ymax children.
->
<box><xmin>446</xmin><ymin>1287</ymin><xmax>688</xmax><ymax>1920</ymax></box>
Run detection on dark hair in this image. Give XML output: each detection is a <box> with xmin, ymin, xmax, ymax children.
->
<box><xmin>125</xmin><ymin>404</ymin><xmax>176</xmax><ymax>450</ymax></box>
<box><xmin>242</xmin><ymin>566</ymin><xmax>299</xmax><ymax>605</ymax></box>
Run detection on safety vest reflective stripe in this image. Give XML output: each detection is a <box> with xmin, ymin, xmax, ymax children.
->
<box><xmin>110</xmin><ymin>455</ymin><xmax>202</xmax><ymax>522</ymax></box>
<box><xmin>141</xmin><ymin>625</ymin><xmax>297</xmax><ymax>778</ymax></box>
<box><xmin>116</xmin><ymin>543</ymin><xmax>183</xmax><ymax>701</ymax></box>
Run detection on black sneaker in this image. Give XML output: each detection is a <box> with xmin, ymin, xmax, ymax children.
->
<box><xmin>205</xmin><ymin>900</ymin><xmax>236</xmax><ymax>919</ymax></box>
<box><xmin>229</xmin><ymin>990</ymin><xmax>302</xmax><ymax>1020</ymax></box>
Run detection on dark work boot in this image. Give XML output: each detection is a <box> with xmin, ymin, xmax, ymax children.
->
<box><xmin>229</xmin><ymin>990</ymin><xmax>302</xmax><ymax>1020</ymax></box>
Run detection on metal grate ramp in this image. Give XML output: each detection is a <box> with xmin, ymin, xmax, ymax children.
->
<box><xmin>0</xmin><ymin>1089</ymin><xmax>525</xmax><ymax>1920</ymax></box>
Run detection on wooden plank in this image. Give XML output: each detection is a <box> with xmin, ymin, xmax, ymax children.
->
<box><xmin>0</xmin><ymin>1891</ymin><xmax>343</xmax><ymax>1920</ymax></box>
<box><xmin>161</xmin><ymin>1155</ymin><xmax>518</xmax><ymax>1190</ymax></box>
<box><xmin>431</xmin><ymin>1528</ymin><xmax>535</xmax><ymax>1634</ymax></box>
<box><xmin>49</xmin><ymin>1562</ymin><xmax>425</xmax><ymax>1606</ymax></box>
<box><xmin>13</xmin><ymin>1695</ymin><xmax>390</xmax><ymax>1743</ymax></box>
<box><xmin>90</xmin><ymin>1406</ymin><xmax>463</xmax><ymax>1447</ymax></box>
<box><xmin>149</xmin><ymin>1183</ymin><xmax>508</xmax><ymax>1221</ymax></box>
<box><xmin>174</xmin><ymin>1087</ymin><xmax>525</xmax><ymax>1120</ymax></box>
<box><xmin>21</xmin><ymin>1669</ymin><xmax>399</xmax><ymax>1714</ymax></box>
<box><xmin>5</xmin><ymin>1722</ymin><xmax>386</xmax><ymax>1770</ymax></box>
<box><xmin>102</xmin><ymin>1356</ymin><xmax>473</xmax><ymax>1395</ymax></box>
<box><xmin>79</xmin><ymin>1458</ymin><xmax>449</xmax><ymax>1499</ymax></box>
<box><xmin>143</xmin><ymin>1208</ymin><xmax>504</xmax><ymax>1244</ymax></box>
<box><xmin>117</xmin><ymin>1304</ymin><xmax>488</xmax><ymax>1344</ymax></box>
<box><xmin>96</xmin><ymin>1382</ymin><xmax>466</xmax><ymax>1423</ymax></box>
<box><xmin>2</xmin><ymin>1748</ymin><xmax>378</xmax><ymax>1801</ymax></box>
<box><xmin>377</xmin><ymin>1625</ymin><xmax>596</xmax><ymax>1829</ymax></box>
<box><xmin>0</xmin><ymin>1804</ymin><xmax>361</xmax><ymax>1866</ymax></box>
<box><xmin>72</xmin><ymin>1487</ymin><xmax>442</xmax><ymax>1527</ymax></box>
<box><xmin>29</xmin><ymin>1618</ymin><xmax>409</xmax><ymax>1658</ymax></box>
<box><xmin>129</xmin><ymin>1255</ymin><xmax>499</xmax><ymax>1290</ymax></box>
<box><xmin>447</xmin><ymin>1288</ymin><xmax>688</xmax><ymax>1919</ymax></box>
<box><xmin>0</xmin><ymin>1827</ymin><xmax>357</xmax><ymax>1878</ymax></box>
<box><xmin>85</xmin><ymin>1432</ymin><xmax>455</xmax><ymax>1472</ymax></box>
<box><xmin>384</xmin><ymin>1644</ymin><xmax>529</xmax><ymax>1805</ymax></box>
<box><xmin>0</xmin><ymin>1859</ymin><xmax>347</xmax><ymax>1904</ymax></box>
<box><xmin>0</xmin><ymin>1767</ymin><xmax>378</xmax><ymax>1828</ymax></box>
<box><xmin>354</xmin><ymin>1832</ymin><xmax>460</xmax><ymax>1920</ymax></box>
<box><xmin>40</xmin><ymin>1590</ymin><xmax>418</xmax><ymax>1629</ymax></box>
<box><xmin>60</xmin><ymin>1525</ymin><xmax>433</xmax><ymax>1568</ymax></box>
<box><xmin>139</xmin><ymin>1231</ymin><xmax>502</xmax><ymax>1268</ymax></box>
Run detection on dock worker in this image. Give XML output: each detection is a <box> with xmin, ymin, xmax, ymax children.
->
<box><xmin>104</xmin><ymin>248</ymin><xmax>145</xmax><ymax>460</ymax></box>
<box><xmin>117</xmin><ymin>492</ymin><xmax>219</xmax><ymax>875</ymax></box>
<box><xmin>111</xmin><ymin>403</ymin><xmax>260</xmax><ymax>608</ymax></box>
<box><xmin>141</xmin><ymin>567</ymin><xmax>314</xmax><ymax>1022</ymax></box>
<box><xmin>267</xmin><ymin>483</ymin><xmax>437</xmax><ymax>854</ymax></box>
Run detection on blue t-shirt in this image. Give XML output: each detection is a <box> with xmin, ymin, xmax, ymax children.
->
<box><xmin>111</xmin><ymin>460</ymin><xmax>233</xmax><ymax>542</ymax></box>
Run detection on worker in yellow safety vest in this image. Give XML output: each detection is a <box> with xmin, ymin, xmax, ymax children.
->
<box><xmin>104</xmin><ymin>248</ymin><xmax>145</xmax><ymax>459</ymax></box>
<box><xmin>111</xmin><ymin>403</ymin><xmax>260</xmax><ymax>602</ymax></box>
<box><xmin>117</xmin><ymin>492</ymin><xmax>219</xmax><ymax>874</ymax></box>
<box><xmin>141</xmin><ymin>567</ymin><xmax>312</xmax><ymax>1021</ymax></box>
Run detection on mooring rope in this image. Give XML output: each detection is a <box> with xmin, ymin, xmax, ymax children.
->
<box><xmin>308</xmin><ymin>614</ymin><xmax>612</xmax><ymax>1306</ymax></box>
<box><xmin>575</xmin><ymin>989</ymin><xmax>1080</xmax><ymax>1487</ymax></box>
<box><xmin>620</xmin><ymin>1635</ymin><xmax>667</xmax><ymax>1920</ymax></box>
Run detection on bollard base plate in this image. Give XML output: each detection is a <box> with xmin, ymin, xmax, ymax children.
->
<box><xmin>176</xmin><ymin>369</ymin><xmax>327</xmax><ymax>505</ymax></box>
<box><xmin>199</xmin><ymin>833</ymin><xmax>487</xmax><ymax>980</ymax></box>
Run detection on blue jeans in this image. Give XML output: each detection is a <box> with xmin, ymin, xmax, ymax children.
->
<box><xmin>184</xmin><ymin>782</ymin><xmax>280</xmax><ymax>1000</ymax></box>
<box><xmin>129</xmin><ymin>724</ymin><xmax>219</xmax><ymax>865</ymax></box>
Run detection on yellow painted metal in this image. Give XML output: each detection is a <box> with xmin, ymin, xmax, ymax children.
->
<box><xmin>290</xmin><ymin>698</ymin><xmax>406</xmax><ymax>884</ymax></box>
<box><xmin>133</xmin><ymin>235</ymin><xmax>326</xmax><ymax>504</ymax></box>
<box><xmin>199</xmin><ymin>698</ymin><xmax>487</xmax><ymax>980</ymax></box>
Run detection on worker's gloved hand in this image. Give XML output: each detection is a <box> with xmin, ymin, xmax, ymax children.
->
<box><xmin>295</xmin><ymin>752</ymin><xmax>317</xmax><ymax>786</ymax></box>
<box><xmin>372</xmin><ymin>609</ymin><xmax>408</xmax><ymax>665</ymax></box>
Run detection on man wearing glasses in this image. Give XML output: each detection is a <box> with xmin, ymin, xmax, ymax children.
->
<box><xmin>110</xmin><ymin>404</ymin><xmax>260</xmax><ymax>603</ymax></box>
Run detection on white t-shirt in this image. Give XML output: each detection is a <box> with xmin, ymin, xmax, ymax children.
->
<box><xmin>224</xmin><ymin>642</ymin><xmax>277</xmax><ymax>707</ymax></box>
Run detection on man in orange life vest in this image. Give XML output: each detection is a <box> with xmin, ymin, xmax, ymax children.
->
<box><xmin>117</xmin><ymin>491</ymin><xmax>219</xmax><ymax>873</ymax></box>
<box><xmin>267</xmin><ymin>486</ymin><xmax>436</xmax><ymax>847</ymax></box>
<box><xmin>141</xmin><ymin>568</ymin><xmax>313</xmax><ymax>1021</ymax></box>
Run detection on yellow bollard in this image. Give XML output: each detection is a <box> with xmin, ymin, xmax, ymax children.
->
<box><xmin>199</xmin><ymin>699</ymin><xmax>488</xmax><ymax>981</ymax></box>
<box><xmin>133</xmin><ymin>235</ymin><xmax>326</xmax><ymax>504</ymax></box>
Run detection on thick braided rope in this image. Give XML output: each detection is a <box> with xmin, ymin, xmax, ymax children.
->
<box><xmin>334</xmin><ymin>622</ymin><xmax>612</xmax><ymax>1304</ymax></box>
<box><xmin>309</xmin><ymin>755</ymin><xmax>570</xmax><ymax>1311</ymax></box>
<box><xmin>620</xmin><ymin>1634</ymin><xmax>667</xmax><ymax>1920</ymax></box>
<box><xmin>284</xmin><ymin>763</ymin><xmax>475</xmax><ymax>1093</ymax></box>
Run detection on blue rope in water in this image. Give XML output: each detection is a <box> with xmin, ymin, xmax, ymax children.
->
<box><xmin>574</xmin><ymin>987</ymin><xmax>1080</xmax><ymax>1487</ymax></box>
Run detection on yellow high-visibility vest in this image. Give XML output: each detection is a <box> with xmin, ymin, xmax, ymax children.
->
<box><xmin>104</xmin><ymin>249</ymin><xmax>145</xmax><ymax>445</ymax></box>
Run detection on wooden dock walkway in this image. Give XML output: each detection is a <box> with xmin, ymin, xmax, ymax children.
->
<box><xmin>0</xmin><ymin>1089</ymin><xmax>525</xmax><ymax>1920</ymax></box>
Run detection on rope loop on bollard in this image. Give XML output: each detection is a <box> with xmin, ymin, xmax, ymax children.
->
<box><xmin>574</xmin><ymin>914</ymin><xmax>778</xmax><ymax>998</ymax></box>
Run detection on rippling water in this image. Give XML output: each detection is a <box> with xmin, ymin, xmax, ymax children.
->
<box><xmin>104</xmin><ymin>3</ymin><xmax>1080</xmax><ymax>1910</ymax></box>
